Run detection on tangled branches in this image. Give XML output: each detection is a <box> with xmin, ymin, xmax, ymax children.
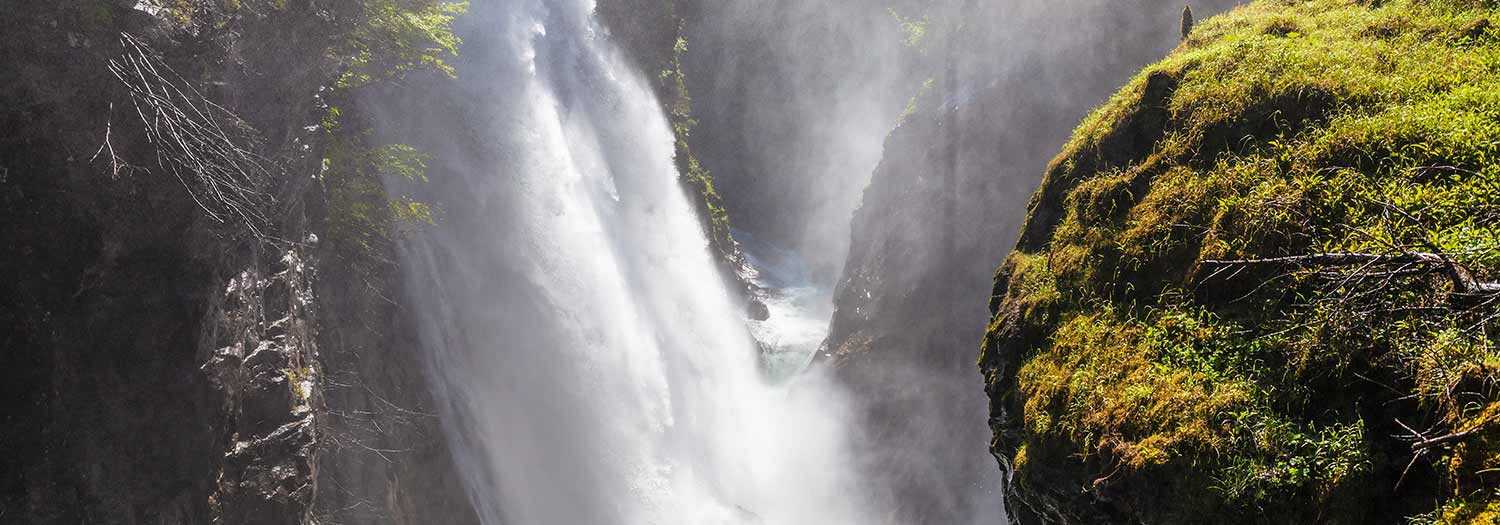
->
<box><xmin>1203</xmin><ymin>252</ymin><xmax>1500</xmax><ymax>298</ymax></box>
<box><xmin>107</xmin><ymin>33</ymin><xmax>278</xmax><ymax>236</ymax></box>
<box><xmin>1201</xmin><ymin>249</ymin><xmax>1500</xmax><ymax>332</ymax></box>
<box><xmin>1199</xmin><ymin>250</ymin><xmax>1499</xmax><ymax>494</ymax></box>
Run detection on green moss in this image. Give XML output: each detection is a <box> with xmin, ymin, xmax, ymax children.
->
<box><xmin>888</xmin><ymin>8</ymin><xmax>930</xmax><ymax>49</ymax></box>
<box><xmin>1019</xmin><ymin>312</ymin><xmax>1253</xmax><ymax>468</ymax></box>
<box><xmin>982</xmin><ymin>0</ymin><xmax>1500</xmax><ymax>522</ymax></box>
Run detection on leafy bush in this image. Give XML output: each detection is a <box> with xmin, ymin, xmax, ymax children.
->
<box><xmin>337</xmin><ymin>0</ymin><xmax>468</xmax><ymax>89</ymax></box>
<box><xmin>316</xmin><ymin>0</ymin><xmax>464</xmax><ymax>276</ymax></box>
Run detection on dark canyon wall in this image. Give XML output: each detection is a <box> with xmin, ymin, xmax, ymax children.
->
<box><xmin>680</xmin><ymin>0</ymin><xmax>926</xmax><ymax>283</ymax></box>
<box><xmin>0</xmin><ymin>2</ymin><xmax>474</xmax><ymax>522</ymax></box>
<box><xmin>822</xmin><ymin>0</ymin><xmax>1242</xmax><ymax>522</ymax></box>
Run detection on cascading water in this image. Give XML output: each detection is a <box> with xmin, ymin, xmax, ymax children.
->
<box><xmin>737</xmin><ymin>230</ymin><xmax>835</xmax><ymax>383</ymax></box>
<box><xmin>393</xmin><ymin>1</ymin><xmax>876</xmax><ymax>523</ymax></box>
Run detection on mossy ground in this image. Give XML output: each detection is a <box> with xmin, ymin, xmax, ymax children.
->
<box><xmin>981</xmin><ymin>0</ymin><xmax>1500</xmax><ymax>522</ymax></box>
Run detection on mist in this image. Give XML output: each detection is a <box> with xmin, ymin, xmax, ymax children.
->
<box><xmin>8</xmin><ymin>0</ymin><xmax>1494</xmax><ymax>523</ymax></box>
<box><xmin>683</xmin><ymin>0</ymin><xmax>925</xmax><ymax>285</ymax></box>
<box><xmin>356</xmin><ymin>0</ymin><xmax>888</xmax><ymax>522</ymax></box>
<box><xmin>680</xmin><ymin>1</ymin><xmax>1245</xmax><ymax>524</ymax></box>
<box><xmin>359</xmin><ymin>0</ymin><xmax>1245</xmax><ymax>524</ymax></box>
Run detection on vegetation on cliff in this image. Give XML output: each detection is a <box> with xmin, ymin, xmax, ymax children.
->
<box><xmin>315</xmin><ymin>0</ymin><xmax>466</xmax><ymax>298</ymax></box>
<box><xmin>597</xmin><ymin>0</ymin><xmax>743</xmax><ymax>280</ymax></box>
<box><xmin>980</xmin><ymin>0</ymin><xmax>1500</xmax><ymax>522</ymax></box>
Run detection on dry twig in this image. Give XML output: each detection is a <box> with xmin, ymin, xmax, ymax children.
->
<box><xmin>1203</xmin><ymin>252</ymin><xmax>1500</xmax><ymax>297</ymax></box>
<box><xmin>107</xmin><ymin>32</ymin><xmax>279</xmax><ymax>236</ymax></box>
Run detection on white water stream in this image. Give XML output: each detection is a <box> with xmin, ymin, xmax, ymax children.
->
<box><xmin>737</xmin><ymin>230</ymin><xmax>834</xmax><ymax>383</ymax></box>
<box><xmin>395</xmin><ymin>1</ymin><xmax>876</xmax><ymax>523</ymax></box>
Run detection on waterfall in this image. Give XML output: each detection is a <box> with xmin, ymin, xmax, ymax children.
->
<box><xmin>392</xmin><ymin>1</ymin><xmax>874</xmax><ymax>523</ymax></box>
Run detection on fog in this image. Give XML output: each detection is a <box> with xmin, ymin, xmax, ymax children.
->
<box><xmin>358</xmin><ymin>0</ymin><xmax>1246</xmax><ymax>523</ymax></box>
<box><xmin>682</xmin><ymin>1</ymin><xmax>1243</xmax><ymax>524</ymax></box>
<box><xmin>683</xmin><ymin>0</ymin><xmax>927</xmax><ymax>284</ymax></box>
<box><xmin>362</xmin><ymin>0</ymin><xmax>886</xmax><ymax>522</ymax></box>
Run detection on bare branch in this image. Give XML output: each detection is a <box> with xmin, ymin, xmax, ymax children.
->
<box><xmin>1202</xmin><ymin>252</ymin><xmax>1500</xmax><ymax>297</ymax></box>
<box><xmin>107</xmin><ymin>32</ymin><xmax>280</xmax><ymax>236</ymax></box>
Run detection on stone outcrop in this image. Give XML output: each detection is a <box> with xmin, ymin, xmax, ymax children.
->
<box><xmin>823</xmin><ymin>1</ymin><xmax>1244</xmax><ymax>522</ymax></box>
<box><xmin>0</xmin><ymin>1</ymin><xmax>475</xmax><ymax>522</ymax></box>
<box><xmin>204</xmin><ymin>250</ymin><xmax>321</xmax><ymax>523</ymax></box>
<box><xmin>980</xmin><ymin>1</ymin><xmax>1500</xmax><ymax>522</ymax></box>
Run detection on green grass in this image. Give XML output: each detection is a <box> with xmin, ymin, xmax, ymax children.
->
<box><xmin>982</xmin><ymin>0</ymin><xmax>1500</xmax><ymax>522</ymax></box>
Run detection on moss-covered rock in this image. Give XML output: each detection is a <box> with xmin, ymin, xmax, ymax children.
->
<box><xmin>981</xmin><ymin>1</ymin><xmax>1500</xmax><ymax>522</ymax></box>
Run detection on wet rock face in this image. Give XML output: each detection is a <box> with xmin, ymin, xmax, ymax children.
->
<box><xmin>214</xmin><ymin>416</ymin><xmax>317</xmax><ymax>524</ymax></box>
<box><xmin>747</xmin><ymin>299</ymin><xmax>771</xmax><ymax>321</ymax></box>
<box><xmin>823</xmin><ymin>1</ymin><xmax>1248</xmax><ymax>521</ymax></box>
<box><xmin>0</xmin><ymin>7</ymin><xmax>224</xmax><ymax>522</ymax></box>
<box><xmin>821</xmin><ymin>87</ymin><xmax>1021</xmax><ymax>525</ymax></box>
<box><xmin>0</xmin><ymin>3</ymin><xmax>476</xmax><ymax>523</ymax></box>
<box><xmin>203</xmin><ymin>251</ymin><xmax>321</xmax><ymax>523</ymax></box>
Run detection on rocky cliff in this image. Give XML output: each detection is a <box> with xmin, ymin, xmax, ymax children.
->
<box><xmin>598</xmin><ymin>0</ymin><xmax>749</xmax><ymax>292</ymax></box>
<box><xmin>0</xmin><ymin>1</ymin><xmax>475</xmax><ymax>522</ymax></box>
<box><xmin>677</xmin><ymin>0</ymin><xmax>929</xmax><ymax>283</ymax></box>
<box><xmin>821</xmin><ymin>1</ymin><xmax>1247</xmax><ymax>522</ymax></box>
<box><xmin>981</xmin><ymin>1</ymin><xmax>1500</xmax><ymax>522</ymax></box>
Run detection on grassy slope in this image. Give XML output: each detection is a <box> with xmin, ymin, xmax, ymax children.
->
<box><xmin>980</xmin><ymin>0</ymin><xmax>1500</xmax><ymax>522</ymax></box>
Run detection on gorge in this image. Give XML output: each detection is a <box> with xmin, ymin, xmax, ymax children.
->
<box><xmin>2</xmin><ymin>0</ymin><xmax>1499</xmax><ymax>524</ymax></box>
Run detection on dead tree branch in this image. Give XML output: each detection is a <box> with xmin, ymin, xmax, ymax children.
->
<box><xmin>107</xmin><ymin>32</ymin><xmax>278</xmax><ymax>236</ymax></box>
<box><xmin>88</xmin><ymin>103</ymin><xmax>133</xmax><ymax>179</ymax></box>
<box><xmin>1391</xmin><ymin>417</ymin><xmax>1483</xmax><ymax>492</ymax></box>
<box><xmin>1202</xmin><ymin>252</ymin><xmax>1500</xmax><ymax>297</ymax></box>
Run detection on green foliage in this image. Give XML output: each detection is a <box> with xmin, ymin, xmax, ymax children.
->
<box><xmin>337</xmin><ymin>0</ymin><xmax>469</xmax><ymax>89</ymax></box>
<box><xmin>1143</xmin><ymin>307</ymin><xmax>1270</xmax><ymax>382</ymax></box>
<box><xmin>985</xmin><ymin>0</ymin><xmax>1500</xmax><ymax>521</ymax></box>
<box><xmin>319</xmin><ymin>136</ymin><xmax>435</xmax><ymax>276</ymax></box>
<box><xmin>370</xmin><ymin>144</ymin><xmax>435</xmax><ymax>227</ymax></box>
<box><xmin>653</xmin><ymin>12</ymin><xmax>737</xmax><ymax>268</ymax></box>
<box><xmin>888</xmin><ymin>8</ymin><xmax>930</xmax><ymax>49</ymax></box>
<box><xmin>1213</xmin><ymin>415</ymin><xmax>1370</xmax><ymax>507</ymax></box>
<box><xmin>369</xmin><ymin>143</ymin><xmax>430</xmax><ymax>184</ymax></box>
<box><xmin>317</xmin><ymin>0</ymin><xmax>462</xmax><ymax>275</ymax></box>
<box><xmin>898</xmin><ymin>77</ymin><xmax>935</xmax><ymax>125</ymax></box>
<box><xmin>594</xmin><ymin>1</ymin><xmax>741</xmax><ymax>271</ymax></box>
<box><xmin>283</xmin><ymin>365</ymin><xmax>314</xmax><ymax>403</ymax></box>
